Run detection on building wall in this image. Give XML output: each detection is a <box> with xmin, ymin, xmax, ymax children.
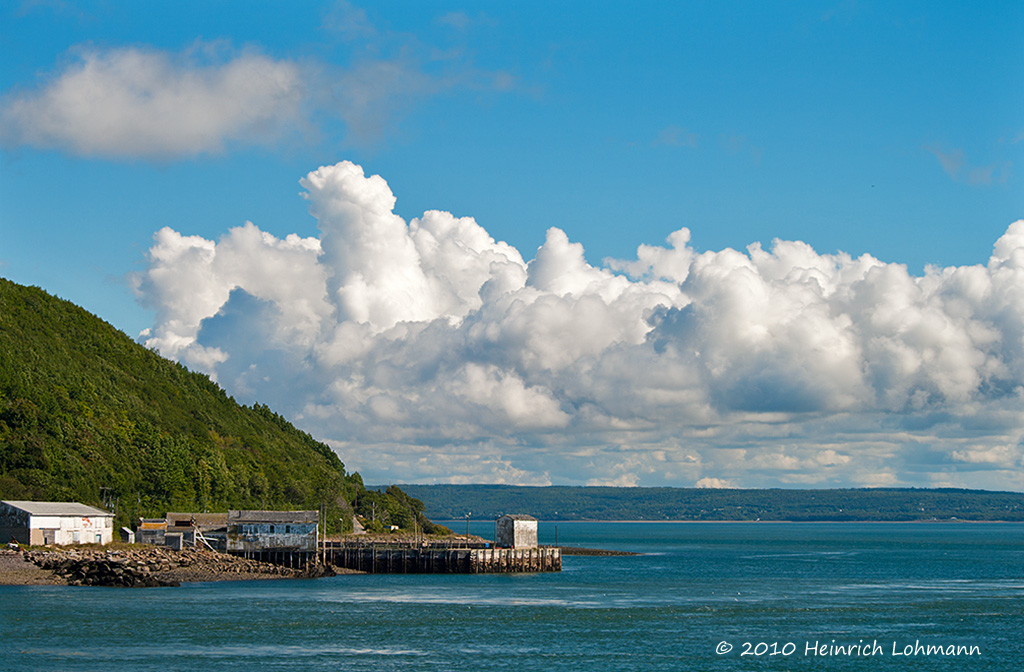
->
<box><xmin>512</xmin><ymin>520</ymin><xmax>538</xmax><ymax>548</ymax></box>
<box><xmin>226</xmin><ymin>521</ymin><xmax>318</xmax><ymax>552</ymax></box>
<box><xmin>28</xmin><ymin>514</ymin><xmax>114</xmax><ymax>546</ymax></box>
<box><xmin>0</xmin><ymin>503</ymin><xmax>30</xmax><ymax>544</ymax></box>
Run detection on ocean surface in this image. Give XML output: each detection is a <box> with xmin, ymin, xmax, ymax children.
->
<box><xmin>2</xmin><ymin>522</ymin><xmax>1021</xmax><ymax>671</ymax></box>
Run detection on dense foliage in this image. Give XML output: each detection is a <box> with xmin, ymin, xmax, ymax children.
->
<box><xmin>395</xmin><ymin>484</ymin><xmax>1024</xmax><ymax>522</ymax></box>
<box><xmin>0</xmin><ymin>278</ymin><xmax>436</xmax><ymax>533</ymax></box>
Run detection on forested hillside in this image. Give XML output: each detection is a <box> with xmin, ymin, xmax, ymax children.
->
<box><xmin>396</xmin><ymin>484</ymin><xmax>1024</xmax><ymax>521</ymax></box>
<box><xmin>0</xmin><ymin>278</ymin><xmax>437</xmax><ymax>533</ymax></box>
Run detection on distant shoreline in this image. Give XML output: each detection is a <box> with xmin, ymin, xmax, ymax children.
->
<box><xmin>407</xmin><ymin>485</ymin><xmax>1024</xmax><ymax>522</ymax></box>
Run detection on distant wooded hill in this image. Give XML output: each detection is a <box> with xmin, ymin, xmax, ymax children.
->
<box><xmin>0</xmin><ymin>278</ymin><xmax>438</xmax><ymax>533</ymax></box>
<box><xmin>390</xmin><ymin>484</ymin><xmax>1024</xmax><ymax>521</ymax></box>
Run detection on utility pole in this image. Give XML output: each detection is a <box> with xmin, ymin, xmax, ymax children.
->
<box><xmin>320</xmin><ymin>502</ymin><xmax>326</xmax><ymax>565</ymax></box>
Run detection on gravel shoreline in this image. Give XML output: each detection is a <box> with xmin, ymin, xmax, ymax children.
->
<box><xmin>0</xmin><ymin>551</ymin><xmax>64</xmax><ymax>585</ymax></box>
<box><xmin>0</xmin><ymin>547</ymin><xmax>358</xmax><ymax>587</ymax></box>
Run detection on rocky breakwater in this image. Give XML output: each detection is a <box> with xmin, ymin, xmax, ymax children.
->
<box><xmin>23</xmin><ymin>546</ymin><xmax>335</xmax><ymax>587</ymax></box>
<box><xmin>30</xmin><ymin>550</ymin><xmax>179</xmax><ymax>587</ymax></box>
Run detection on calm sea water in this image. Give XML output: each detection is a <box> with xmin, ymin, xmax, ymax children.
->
<box><xmin>2</xmin><ymin>522</ymin><xmax>1022</xmax><ymax>671</ymax></box>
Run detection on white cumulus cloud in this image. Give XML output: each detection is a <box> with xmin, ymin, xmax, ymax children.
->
<box><xmin>133</xmin><ymin>160</ymin><xmax>1024</xmax><ymax>490</ymax></box>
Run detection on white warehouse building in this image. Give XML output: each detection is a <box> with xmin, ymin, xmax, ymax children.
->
<box><xmin>0</xmin><ymin>501</ymin><xmax>115</xmax><ymax>546</ymax></box>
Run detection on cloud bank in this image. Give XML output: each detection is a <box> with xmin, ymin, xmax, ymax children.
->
<box><xmin>133</xmin><ymin>161</ymin><xmax>1024</xmax><ymax>489</ymax></box>
<box><xmin>1</xmin><ymin>34</ymin><xmax>515</xmax><ymax>158</ymax></box>
<box><xmin>1</xmin><ymin>45</ymin><xmax>306</xmax><ymax>158</ymax></box>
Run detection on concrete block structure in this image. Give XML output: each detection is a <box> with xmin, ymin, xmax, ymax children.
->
<box><xmin>495</xmin><ymin>514</ymin><xmax>538</xmax><ymax>549</ymax></box>
<box><xmin>0</xmin><ymin>501</ymin><xmax>114</xmax><ymax>546</ymax></box>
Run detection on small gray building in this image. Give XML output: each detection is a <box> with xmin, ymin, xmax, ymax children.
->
<box><xmin>137</xmin><ymin>518</ymin><xmax>167</xmax><ymax>546</ymax></box>
<box><xmin>495</xmin><ymin>514</ymin><xmax>538</xmax><ymax>549</ymax></box>
<box><xmin>225</xmin><ymin>510</ymin><xmax>319</xmax><ymax>554</ymax></box>
<box><xmin>0</xmin><ymin>500</ymin><xmax>114</xmax><ymax>546</ymax></box>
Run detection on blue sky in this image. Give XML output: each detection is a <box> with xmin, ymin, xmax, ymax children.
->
<box><xmin>2</xmin><ymin>1</ymin><xmax>1023</xmax><ymax>489</ymax></box>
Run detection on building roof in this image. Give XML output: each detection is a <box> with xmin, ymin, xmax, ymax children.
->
<box><xmin>499</xmin><ymin>514</ymin><xmax>537</xmax><ymax>521</ymax></box>
<box><xmin>2</xmin><ymin>500</ymin><xmax>114</xmax><ymax>517</ymax></box>
<box><xmin>227</xmin><ymin>510</ymin><xmax>319</xmax><ymax>524</ymax></box>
